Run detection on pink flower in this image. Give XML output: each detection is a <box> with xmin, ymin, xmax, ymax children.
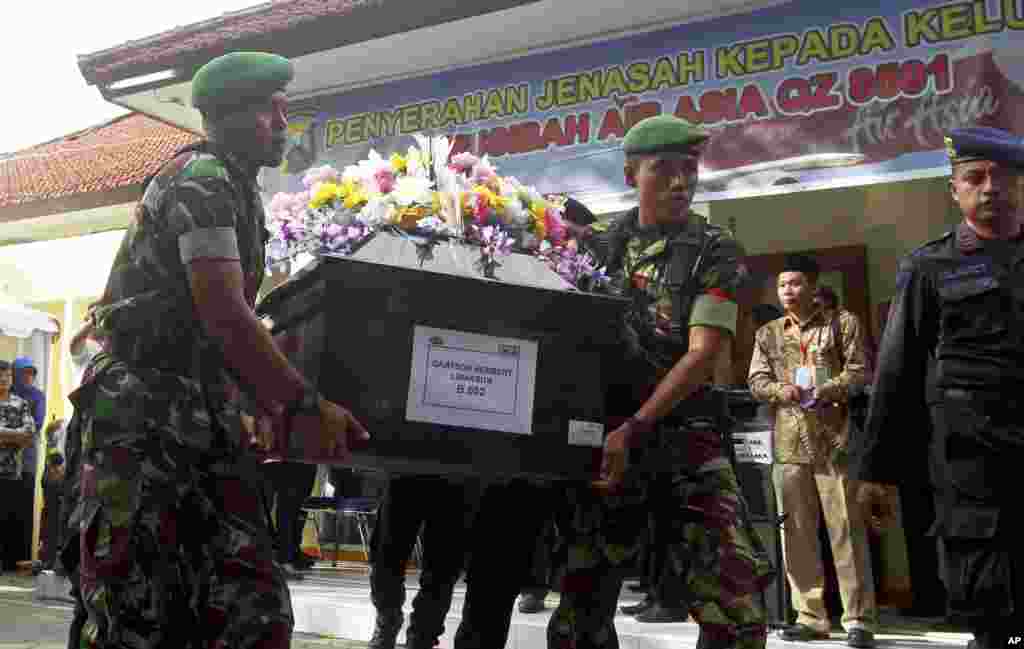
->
<box><xmin>374</xmin><ymin>168</ymin><xmax>396</xmax><ymax>194</ymax></box>
<box><xmin>471</xmin><ymin>160</ymin><xmax>497</xmax><ymax>184</ymax></box>
<box><xmin>450</xmin><ymin>152</ymin><xmax>480</xmax><ymax>172</ymax></box>
<box><xmin>302</xmin><ymin>165</ymin><xmax>340</xmax><ymax>189</ymax></box>
<box><xmin>545</xmin><ymin>207</ymin><xmax>567</xmax><ymax>245</ymax></box>
<box><xmin>269</xmin><ymin>193</ymin><xmax>293</xmax><ymax>221</ymax></box>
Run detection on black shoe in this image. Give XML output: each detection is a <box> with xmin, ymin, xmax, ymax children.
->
<box><xmin>847</xmin><ymin>629</ymin><xmax>875</xmax><ymax>648</ymax></box>
<box><xmin>634</xmin><ymin>603</ymin><xmax>689</xmax><ymax>623</ymax></box>
<box><xmin>620</xmin><ymin>596</ymin><xmax>655</xmax><ymax>616</ymax></box>
<box><xmin>279</xmin><ymin>563</ymin><xmax>305</xmax><ymax>581</ymax></box>
<box><xmin>777</xmin><ymin>624</ymin><xmax>830</xmax><ymax>642</ymax></box>
<box><xmin>369</xmin><ymin>611</ymin><xmax>404</xmax><ymax>649</ymax></box>
<box><xmin>518</xmin><ymin>592</ymin><xmax>547</xmax><ymax>613</ymax></box>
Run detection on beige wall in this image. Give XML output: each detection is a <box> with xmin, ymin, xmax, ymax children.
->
<box><xmin>0</xmin><ymin>336</ymin><xmax>17</xmax><ymax>362</ymax></box>
<box><xmin>710</xmin><ymin>176</ymin><xmax>960</xmax><ymax>338</ymax></box>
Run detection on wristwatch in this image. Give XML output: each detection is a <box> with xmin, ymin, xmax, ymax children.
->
<box><xmin>285</xmin><ymin>384</ymin><xmax>321</xmax><ymax>420</ymax></box>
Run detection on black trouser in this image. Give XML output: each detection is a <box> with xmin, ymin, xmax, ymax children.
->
<box><xmin>41</xmin><ymin>479</ymin><xmax>64</xmax><ymax>566</ymax></box>
<box><xmin>930</xmin><ymin>398</ymin><xmax>1024</xmax><ymax>645</ymax></box>
<box><xmin>454</xmin><ymin>480</ymin><xmax>553</xmax><ymax>649</ymax></box>
<box><xmin>264</xmin><ymin>461</ymin><xmax>318</xmax><ymax>563</ymax></box>
<box><xmin>0</xmin><ymin>474</ymin><xmax>35</xmax><ymax>570</ymax></box>
<box><xmin>371</xmin><ymin>475</ymin><xmax>472</xmax><ymax>648</ymax></box>
<box><xmin>899</xmin><ymin>482</ymin><xmax>947</xmax><ymax>611</ymax></box>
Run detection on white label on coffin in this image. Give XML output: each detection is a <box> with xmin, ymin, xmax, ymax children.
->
<box><xmin>568</xmin><ymin>420</ymin><xmax>604</xmax><ymax>447</ymax></box>
<box><xmin>406</xmin><ymin>325</ymin><xmax>538</xmax><ymax>435</ymax></box>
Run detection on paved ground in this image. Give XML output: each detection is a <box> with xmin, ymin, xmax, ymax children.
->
<box><xmin>11</xmin><ymin>569</ymin><xmax>976</xmax><ymax>649</ymax></box>
<box><xmin>0</xmin><ymin>572</ymin><xmax>370</xmax><ymax>649</ymax></box>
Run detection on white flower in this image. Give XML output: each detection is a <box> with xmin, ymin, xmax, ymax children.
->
<box><xmin>391</xmin><ymin>176</ymin><xmax>434</xmax><ymax>206</ymax></box>
<box><xmin>343</xmin><ymin>150</ymin><xmax>390</xmax><ymax>189</ymax></box>
<box><xmin>405</xmin><ymin>146</ymin><xmax>428</xmax><ymax>178</ymax></box>
<box><xmin>361</xmin><ymin>196</ymin><xmax>393</xmax><ymax>227</ymax></box>
<box><xmin>504</xmin><ymin>199</ymin><xmax>530</xmax><ymax>226</ymax></box>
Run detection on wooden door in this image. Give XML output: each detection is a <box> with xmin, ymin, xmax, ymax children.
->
<box><xmin>731</xmin><ymin>245</ymin><xmax>871</xmax><ymax>386</ymax></box>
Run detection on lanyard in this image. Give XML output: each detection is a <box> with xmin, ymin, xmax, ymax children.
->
<box><xmin>800</xmin><ymin>333</ymin><xmax>812</xmax><ymax>365</ymax></box>
<box><xmin>796</xmin><ymin>310</ymin><xmax>823</xmax><ymax>365</ymax></box>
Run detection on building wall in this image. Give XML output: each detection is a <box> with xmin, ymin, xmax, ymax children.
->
<box><xmin>711</xmin><ymin>176</ymin><xmax>960</xmax><ymax>339</ymax></box>
<box><xmin>0</xmin><ymin>336</ymin><xmax>17</xmax><ymax>362</ymax></box>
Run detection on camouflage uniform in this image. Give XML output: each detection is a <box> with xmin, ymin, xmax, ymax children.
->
<box><xmin>547</xmin><ymin>210</ymin><xmax>775</xmax><ymax>649</ymax></box>
<box><xmin>65</xmin><ymin>142</ymin><xmax>292</xmax><ymax>649</ymax></box>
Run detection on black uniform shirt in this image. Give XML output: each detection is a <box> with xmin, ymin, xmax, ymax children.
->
<box><xmin>852</xmin><ymin>222</ymin><xmax>1024</xmax><ymax>485</ymax></box>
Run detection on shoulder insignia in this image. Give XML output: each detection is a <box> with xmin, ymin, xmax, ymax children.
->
<box><xmin>181</xmin><ymin>155</ymin><xmax>229</xmax><ymax>181</ymax></box>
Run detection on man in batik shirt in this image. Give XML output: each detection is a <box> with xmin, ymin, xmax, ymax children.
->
<box><xmin>546</xmin><ymin>114</ymin><xmax>774</xmax><ymax>649</ymax></box>
<box><xmin>748</xmin><ymin>254</ymin><xmax>877</xmax><ymax>648</ymax></box>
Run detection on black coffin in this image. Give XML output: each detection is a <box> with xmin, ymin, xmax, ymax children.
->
<box><xmin>258</xmin><ymin>240</ymin><xmax>630</xmax><ymax>481</ymax></box>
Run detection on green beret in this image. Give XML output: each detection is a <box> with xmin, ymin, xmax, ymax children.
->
<box><xmin>623</xmin><ymin>114</ymin><xmax>710</xmax><ymax>156</ymax></box>
<box><xmin>192</xmin><ymin>52</ymin><xmax>294</xmax><ymax>113</ymax></box>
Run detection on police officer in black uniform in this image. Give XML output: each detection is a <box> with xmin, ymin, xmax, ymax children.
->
<box><xmin>852</xmin><ymin>127</ymin><xmax>1024</xmax><ymax>649</ymax></box>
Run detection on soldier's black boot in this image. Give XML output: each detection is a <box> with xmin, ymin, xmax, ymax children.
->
<box><xmin>634</xmin><ymin>601</ymin><xmax>689</xmax><ymax>623</ymax></box>
<box><xmin>368</xmin><ymin>609</ymin><xmax>404</xmax><ymax>649</ymax></box>
<box><xmin>404</xmin><ymin>583</ymin><xmax>457</xmax><ymax>649</ymax></box>
<box><xmin>404</xmin><ymin>605</ymin><xmax>443</xmax><ymax>649</ymax></box>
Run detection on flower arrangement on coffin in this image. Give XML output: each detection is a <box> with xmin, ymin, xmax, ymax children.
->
<box><xmin>535</xmin><ymin>240</ymin><xmax>610</xmax><ymax>291</ymax></box>
<box><xmin>265</xmin><ymin>135</ymin><xmax>571</xmax><ymax>276</ymax></box>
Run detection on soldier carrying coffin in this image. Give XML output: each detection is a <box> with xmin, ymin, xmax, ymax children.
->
<box><xmin>63</xmin><ymin>52</ymin><xmax>369</xmax><ymax>649</ymax></box>
<box><xmin>546</xmin><ymin>114</ymin><xmax>776</xmax><ymax>649</ymax></box>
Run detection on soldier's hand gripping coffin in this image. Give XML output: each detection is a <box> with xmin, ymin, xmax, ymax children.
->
<box><xmin>256</xmin><ymin>234</ymin><xmax>630</xmax><ymax>480</ymax></box>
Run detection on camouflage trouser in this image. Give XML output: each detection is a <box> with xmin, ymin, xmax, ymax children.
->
<box><xmin>71</xmin><ymin>359</ymin><xmax>293</xmax><ymax>649</ymax></box>
<box><xmin>547</xmin><ymin>452</ymin><xmax>775</xmax><ymax>649</ymax></box>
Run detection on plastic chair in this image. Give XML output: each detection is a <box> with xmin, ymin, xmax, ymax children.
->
<box><xmin>302</xmin><ymin>496</ymin><xmax>379</xmax><ymax>567</ymax></box>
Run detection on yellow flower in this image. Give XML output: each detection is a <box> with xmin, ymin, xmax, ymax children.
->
<box><xmin>390</xmin><ymin>153</ymin><xmax>407</xmax><ymax>173</ymax></box>
<box><xmin>530</xmin><ymin>201</ymin><xmax>548</xmax><ymax>241</ymax></box>
<box><xmin>474</xmin><ymin>186</ymin><xmax>508</xmax><ymax>216</ymax></box>
<box><xmin>431</xmin><ymin>192</ymin><xmax>443</xmax><ymax>215</ymax></box>
<box><xmin>343</xmin><ymin>186</ymin><xmax>368</xmax><ymax>210</ymax></box>
<box><xmin>309</xmin><ymin>182</ymin><xmax>344</xmax><ymax>209</ymax></box>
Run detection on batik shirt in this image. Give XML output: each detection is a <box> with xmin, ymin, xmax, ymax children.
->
<box><xmin>594</xmin><ymin>208</ymin><xmax>746</xmax><ymax>377</ymax></box>
<box><xmin>93</xmin><ymin>142</ymin><xmax>268</xmax><ymax>407</ymax></box>
<box><xmin>0</xmin><ymin>394</ymin><xmax>37</xmax><ymax>480</ymax></box>
<box><xmin>748</xmin><ymin>308</ymin><xmax>866</xmax><ymax>464</ymax></box>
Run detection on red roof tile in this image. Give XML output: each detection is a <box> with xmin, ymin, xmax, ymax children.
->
<box><xmin>78</xmin><ymin>0</ymin><xmax>363</xmax><ymax>86</ymax></box>
<box><xmin>0</xmin><ymin>113</ymin><xmax>200</xmax><ymax>209</ymax></box>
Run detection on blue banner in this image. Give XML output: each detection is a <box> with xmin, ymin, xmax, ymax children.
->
<box><xmin>265</xmin><ymin>0</ymin><xmax>1024</xmax><ymax>205</ymax></box>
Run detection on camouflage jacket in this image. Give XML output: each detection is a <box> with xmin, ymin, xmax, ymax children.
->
<box><xmin>592</xmin><ymin>208</ymin><xmax>746</xmax><ymax>377</ymax></box>
<box><xmin>93</xmin><ymin>141</ymin><xmax>268</xmax><ymax>406</ymax></box>
<box><xmin>748</xmin><ymin>308</ymin><xmax>866</xmax><ymax>464</ymax></box>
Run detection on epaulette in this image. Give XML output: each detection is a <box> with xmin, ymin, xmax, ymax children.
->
<box><xmin>181</xmin><ymin>153</ymin><xmax>230</xmax><ymax>181</ymax></box>
<box><xmin>907</xmin><ymin>230</ymin><xmax>953</xmax><ymax>259</ymax></box>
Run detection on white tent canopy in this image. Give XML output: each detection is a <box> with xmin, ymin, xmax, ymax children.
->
<box><xmin>0</xmin><ymin>300</ymin><xmax>59</xmax><ymax>339</ymax></box>
<box><xmin>0</xmin><ymin>229</ymin><xmax>124</xmax><ymax>304</ymax></box>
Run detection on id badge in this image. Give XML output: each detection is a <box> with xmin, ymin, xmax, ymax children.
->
<box><xmin>814</xmin><ymin>366</ymin><xmax>830</xmax><ymax>388</ymax></box>
<box><xmin>794</xmin><ymin>366</ymin><xmax>814</xmax><ymax>389</ymax></box>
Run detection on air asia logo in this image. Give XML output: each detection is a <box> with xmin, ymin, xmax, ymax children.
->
<box><xmin>283</xmin><ymin>111</ymin><xmax>327</xmax><ymax>175</ymax></box>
